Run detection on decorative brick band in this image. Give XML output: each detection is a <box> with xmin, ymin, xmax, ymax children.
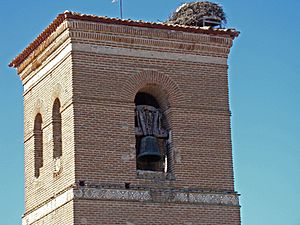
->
<box><xmin>173</xmin><ymin>192</ymin><xmax>239</xmax><ymax>205</ymax></box>
<box><xmin>72</xmin><ymin>43</ymin><xmax>227</xmax><ymax>65</ymax></box>
<box><xmin>69</xmin><ymin>30</ymin><xmax>230</xmax><ymax>56</ymax></box>
<box><xmin>74</xmin><ymin>187</ymin><xmax>239</xmax><ymax>206</ymax></box>
<box><xmin>22</xmin><ymin>186</ymin><xmax>239</xmax><ymax>225</ymax></box>
<box><xmin>10</xmin><ymin>12</ymin><xmax>238</xmax><ymax>69</ymax></box>
<box><xmin>73</xmin><ymin>188</ymin><xmax>151</xmax><ymax>202</ymax></box>
<box><xmin>68</xmin><ymin>20</ymin><xmax>233</xmax><ymax>47</ymax></box>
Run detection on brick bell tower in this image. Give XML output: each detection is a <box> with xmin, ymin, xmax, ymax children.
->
<box><xmin>10</xmin><ymin>11</ymin><xmax>240</xmax><ymax>225</ymax></box>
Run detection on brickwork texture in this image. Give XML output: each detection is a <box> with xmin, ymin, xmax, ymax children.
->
<box><xmin>12</xmin><ymin>12</ymin><xmax>240</xmax><ymax>225</ymax></box>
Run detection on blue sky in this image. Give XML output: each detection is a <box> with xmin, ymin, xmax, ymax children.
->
<box><xmin>1</xmin><ymin>0</ymin><xmax>299</xmax><ymax>225</ymax></box>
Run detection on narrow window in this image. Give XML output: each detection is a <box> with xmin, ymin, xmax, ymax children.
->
<box><xmin>52</xmin><ymin>99</ymin><xmax>62</xmax><ymax>159</ymax></box>
<box><xmin>34</xmin><ymin>113</ymin><xmax>43</xmax><ymax>178</ymax></box>
<box><xmin>135</xmin><ymin>92</ymin><xmax>168</xmax><ymax>172</ymax></box>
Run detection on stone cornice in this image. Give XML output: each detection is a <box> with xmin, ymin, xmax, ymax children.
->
<box><xmin>21</xmin><ymin>41</ymin><xmax>71</xmax><ymax>87</ymax></box>
<box><xmin>72</xmin><ymin>42</ymin><xmax>228</xmax><ymax>65</ymax></box>
<box><xmin>19</xmin><ymin>27</ymin><xmax>71</xmax><ymax>80</ymax></box>
<box><xmin>67</xmin><ymin>20</ymin><xmax>233</xmax><ymax>60</ymax></box>
<box><xmin>73</xmin><ymin>186</ymin><xmax>239</xmax><ymax>206</ymax></box>
<box><xmin>18</xmin><ymin>20</ymin><xmax>70</xmax><ymax>76</ymax></box>
<box><xmin>68</xmin><ymin>20</ymin><xmax>233</xmax><ymax>47</ymax></box>
<box><xmin>11</xmin><ymin>13</ymin><xmax>238</xmax><ymax>77</ymax></box>
<box><xmin>22</xmin><ymin>183</ymin><xmax>240</xmax><ymax>225</ymax></box>
<box><xmin>69</xmin><ymin>29</ymin><xmax>230</xmax><ymax>57</ymax></box>
<box><xmin>10</xmin><ymin>11</ymin><xmax>239</xmax><ymax>70</ymax></box>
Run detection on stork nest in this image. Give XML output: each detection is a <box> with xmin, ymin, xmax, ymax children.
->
<box><xmin>166</xmin><ymin>1</ymin><xmax>227</xmax><ymax>27</ymax></box>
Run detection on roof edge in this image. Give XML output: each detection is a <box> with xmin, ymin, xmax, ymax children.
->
<box><xmin>9</xmin><ymin>11</ymin><xmax>239</xmax><ymax>68</ymax></box>
<box><xmin>9</xmin><ymin>13</ymin><xmax>66</xmax><ymax>68</ymax></box>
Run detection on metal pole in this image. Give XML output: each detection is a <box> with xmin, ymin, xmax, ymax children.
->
<box><xmin>120</xmin><ymin>0</ymin><xmax>123</xmax><ymax>19</ymax></box>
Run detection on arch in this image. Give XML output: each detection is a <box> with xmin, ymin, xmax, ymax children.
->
<box><xmin>34</xmin><ymin>113</ymin><xmax>43</xmax><ymax>178</ymax></box>
<box><xmin>51</xmin><ymin>83</ymin><xmax>62</xmax><ymax>104</ymax></box>
<box><xmin>121</xmin><ymin>70</ymin><xmax>183</xmax><ymax>109</ymax></box>
<box><xmin>134</xmin><ymin>92</ymin><xmax>160</xmax><ymax>108</ymax></box>
<box><xmin>52</xmin><ymin>98</ymin><xmax>62</xmax><ymax>159</ymax></box>
<box><xmin>33</xmin><ymin>99</ymin><xmax>46</xmax><ymax>120</ymax></box>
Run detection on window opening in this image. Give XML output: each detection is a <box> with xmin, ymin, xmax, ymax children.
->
<box><xmin>134</xmin><ymin>92</ymin><xmax>168</xmax><ymax>172</ymax></box>
<box><xmin>52</xmin><ymin>99</ymin><xmax>62</xmax><ymax>159</ymax></box>
<box><xmin>34</xmin><ymin>113</ymin><xmax>43</xmax><ymax>178</ymax></box>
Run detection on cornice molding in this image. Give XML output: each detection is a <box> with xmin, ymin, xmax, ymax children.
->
<box><xmin>68</xmin><ymin>20</ymin><xmax>233</xmax><ymax>47</ymax></box>
<box><xmin>72</xmin><ymin>42</ymin><xmax>227</xmax><ymax>65</ymax></box>
<box><xmin>22</xmin><ymin>185</ymin><xmax>239</xmax><ymax>225</ymax></box>
<box><xmin>18</xmin><ymin>21</ymin><xmax>70</xmax><ymax>75</ymax></box>
<box><xmin>15</xmin><ymin>19</ymin><xmax>234</xmax><ymax>77</ymax></box>
<box><xmin>10</xmin><ymin>11</ymin><xmax>239</xmax><ymax>69</ymax></box>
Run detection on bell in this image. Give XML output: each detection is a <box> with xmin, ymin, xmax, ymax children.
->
<box><xmin>137</xmin><ymin>136</ymin><xmax>161</xmax><ymax>163</ymax></box>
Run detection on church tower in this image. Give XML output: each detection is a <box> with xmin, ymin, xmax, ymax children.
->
<box><xmin>10</xmin><ymin>11</ymin><xmax>240</xmax><ymax>225</ymax></box>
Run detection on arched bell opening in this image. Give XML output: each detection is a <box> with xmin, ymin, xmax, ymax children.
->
<box><xmin>134</xmin><ymin>88</ymin><xmax>170</xmax><ymax>172</ymax></box>
<box><xmin>137</xmin><ymin>84</ymin><xmax>170</xmax><ymax>113</ymax></box>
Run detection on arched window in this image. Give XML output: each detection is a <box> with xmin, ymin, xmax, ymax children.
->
<box><xmin>134</xmin><ymin>92</ymin><xmax>169</xmax><ymax>172</ymax></box>
<box><xmin>34</xmin><ymin>113</ymin><xmax>43</xmax><ymax>178</ymax></box>
<box><xmin>52</xmin><ymin>99</ymin><xmax>62</xmax><ymax>159</ymax></box>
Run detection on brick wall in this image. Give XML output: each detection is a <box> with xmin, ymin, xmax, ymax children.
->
<box><xmin>31</xmin><ymin>201</ymin><xmax>74</xmax><ymax>225</ymax></box>
<box><xmin>15</xmin><ymin>14</ymin><xmax>240</xmax><ymax>225</ymax></box>
<box><xmin>74</xmin><ymin>200</ymin><xmax>240</xmax><ymax>225</ymax></box>
<box><xmin>72</xmin><ymin>53</ymin><xmax>234</xmax><ymax>190</ymax></box>
<box><xmin>23</xmin><ymin>54</ymin><xmax>75</xmax><ymax>213</ymax></box>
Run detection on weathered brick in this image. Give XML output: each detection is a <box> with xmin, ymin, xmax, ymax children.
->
<box><xmin>11</xmin><ymin>12</ymin><xmax>240</xmax><ymax>225</ymax></box>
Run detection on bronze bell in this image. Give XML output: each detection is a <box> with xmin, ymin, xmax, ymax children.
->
<box><xmin>137</xmin><ymin>136</ymin><xmax>161</xmax><ymax>163</ymax></box>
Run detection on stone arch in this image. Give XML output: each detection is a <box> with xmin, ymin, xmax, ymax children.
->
<box><xmin>121</xmin><ymin>70</ymin><xmax>183</xmax><ymax>110</ymax></box>
<box><xmin>51</xmin><ymin>83</ymin><xmax>63</xmax><ymax>107</ymax></box>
